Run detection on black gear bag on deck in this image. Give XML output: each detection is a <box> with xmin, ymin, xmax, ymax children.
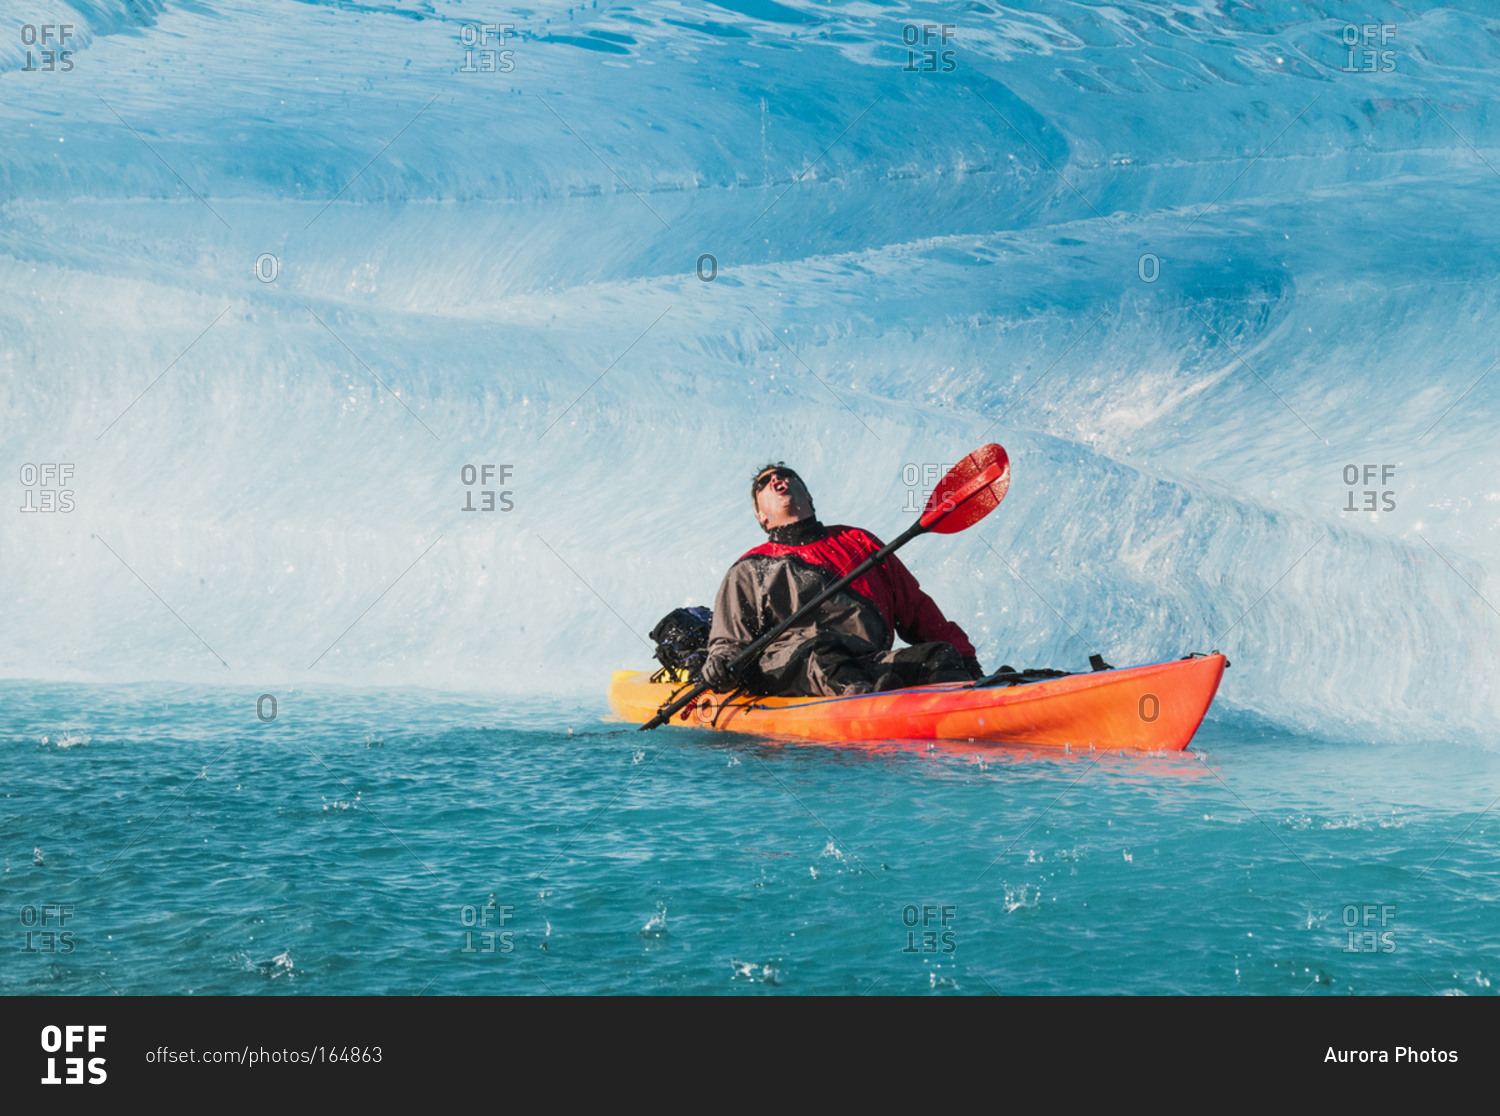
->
<box><xmin>648</xmin><ymin>606</ymin><xmax>714</xmax><ymax>682</ymax></box>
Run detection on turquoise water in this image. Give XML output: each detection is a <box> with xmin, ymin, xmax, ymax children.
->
<box><xmin>5</xmin><ymin>682</ymin><xmax>1496</xmax><ymax>995</ymax></box>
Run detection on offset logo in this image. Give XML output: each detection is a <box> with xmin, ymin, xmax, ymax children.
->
<box><xmin>1342</xmin><ymin>464</ymin><xmax>1395</xmax><ymax>513</ymax></box>
<box><xmin>460</xmin><ymin>464</ymin><xmax>515</xmax><ymax>512</ymax></box>
<box><xmin>40</xmin><ymin>1025</ymin><xmax>107</xmax><ymax>1085</ymax></box>
<box><xmin>900</xmin><ymin>463</ymin><xmax>955</xmax><ymax>513</ymax></box>
<box><xmin>901</xmin><ymin>24</ymin><xmax>956</xmax><ymax>73</ymax></box>
<box><xmin>901</xmin><ymin>903</ymin><xmax>957</xmax><ymax>954</ymax></box>
<box><xmin>1342</xmin><ymin>24</ymin><xmax>1396</xmax><ymax>72</ymax></box>
<box><xmin>459</xmin><ymin>899</ymin><xmax>515</xmax><ymax>954</ymax></box>
<box><xmin>19</xmin><ymin>464</ymin><xmax>75</xmax><ymax>513</ymax></box>
<box><xmin>20</xmin><ymin>903</ymin><xmax>75</xmax><ymax>953</ymax></box>
<box><xmin>19</xmin><ymin>24</ymin><xmax>76</xmax><ymax>72</ymax></box>
<box><xmin>458</xmin><ymin>22</ymin><xmax>516</xmax><ymax>73</ymax></box>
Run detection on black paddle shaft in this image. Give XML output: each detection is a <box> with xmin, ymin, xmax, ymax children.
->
<box><xmin>638</xmin><ymin>519</ymin><xmax>927</xmax><ymax>730</ymax></box>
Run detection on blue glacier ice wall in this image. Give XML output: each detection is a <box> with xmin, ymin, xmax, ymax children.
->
<box><xmin>2</xmin><ymin>0</ymin><xmax>1497</xmax><ymax>742</ymax></box>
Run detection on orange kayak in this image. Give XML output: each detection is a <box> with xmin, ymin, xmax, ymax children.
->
<box><xmin>608</xmin><ymin>654</ymin><xmax>1227</xmax><ymax>751</ymax></box>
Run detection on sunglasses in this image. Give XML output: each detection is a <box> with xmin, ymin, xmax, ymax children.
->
<box><xmin>754</xmin><ymin>468</ymin><xmax>798</xmax><ymax>494</ymax></box>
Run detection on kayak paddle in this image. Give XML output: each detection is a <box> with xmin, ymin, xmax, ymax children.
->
<box><xmin>639</xmin><ymin>443</ymin><xmax>1011</xmax><ymax>731</ymax></box>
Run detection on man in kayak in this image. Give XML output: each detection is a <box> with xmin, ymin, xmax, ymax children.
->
<box><xmin>701</xmin><ymin>463</ymin><xmax>986</xmax><ymax>697</ymax></box>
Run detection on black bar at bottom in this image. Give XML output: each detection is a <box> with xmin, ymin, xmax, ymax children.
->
<box><xmin>0</xmin><ymin>994</ymin><xmax>1482</xmax><ymax>1099</ymax></box>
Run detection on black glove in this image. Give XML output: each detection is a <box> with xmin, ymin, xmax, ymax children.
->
<box><xmin>702</xmin><ymin>655</ymin><xmax>740</xmax><ymax>691</ymax></box>
<box><xmin>963</xmin><ymin>657</ymin><xmax>985</xmax><ymax>681</ymax></box>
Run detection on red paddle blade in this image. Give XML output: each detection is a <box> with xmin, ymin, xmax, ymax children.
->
<box><xmin>920</xmin><ymin>444</ymin><xmax>1011</xmax><ymax>533</ymax></box>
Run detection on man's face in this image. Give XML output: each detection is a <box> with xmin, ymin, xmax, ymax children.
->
<box><xmin>754</xmin><ymin>468</ymin><xmax>815</xmax><ymax>530</ymax></box>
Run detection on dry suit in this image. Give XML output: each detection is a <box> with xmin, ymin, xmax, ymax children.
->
<box><xmin>704</xmin><ymin>518</ymin><xmax>982</xmax><ymax>697</ymax></box>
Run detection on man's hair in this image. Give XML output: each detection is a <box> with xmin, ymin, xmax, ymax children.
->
<box><xmin>751</xmin><ymin>462</ymin><xmax>814</xmax><ymax>531</ymax></box>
